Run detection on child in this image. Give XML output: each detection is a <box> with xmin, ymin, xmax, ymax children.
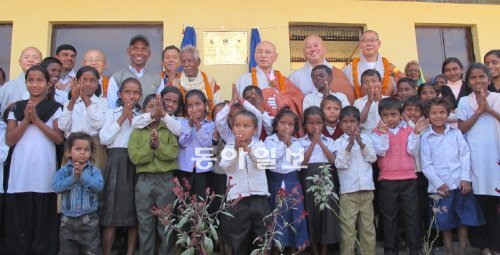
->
<box><xmin>53</xmin><ymin>132</ymin><xmax>104</xmax><ymax>254</ymax></box>
<box><xmin>417</xmin><ymin>83</ymin><xmax>438</xmax><ymax>102</ymax></box>
<box><xmin>219</xmin><ymin>110</ymin><xmax>271</xmax><ymax>254</ymax></box>
<box><xmin>0</xmin><ymin>119</ymin><xmax>9</xmax><ymax>231</ymax></box>
<box><xmin>303</xmin><ymin>64</ymin><xmax>350</xmax><ymax>110</ymax></box>
<box><xmin>396</xmin><ymin>77</ymin><xmax>417</xmax><ymax>102</ymax></box>
<box><xmin>58</xmin><ymin>65</ymin><xmax>109</xmax><ymax>170</ymax></box>
<box><xmin>241</xmin><ymin>85</ymin><xmax>273</xmax><ymax>138</ymax></box>
<box><xmin>420</xmin><ymin>98</ymin><xmax>485</xmax><ymax>255</ymax></box>
<box><xmin>353</xmin><ymin>69</ymin><xmax>387</xmax><ymax>136</ymax></box>
<box><xmin>403</xmin><ymin>97</ymin><xmax>430</xmax><ymax>230</ymax></box>
<box><xmin>456</xmin><ymin>63</ymin><xmax>500</xmax><ymax>255</ymax></box>
<box><xmin>442</xmin><ymin>57</ymin><xmax>466</xmax><ymax>102</ymax></box>
<box><xmin>264</xmin><ymin>109</ymin><xmax>309</xmax><ymax>252</ymax></box>
<box><xmin>210</xmin><ymin>102</ymin><xmax>229</xmax><ymax>254</ymax></box>
<box><xmin>215</xmin><ymin>84</ymin><xmax>266</xmax><ymax>144</ymax></box>
<box><xmin>334</xmin><ymin>106</ymin><xmax>377</xmax><ymax>255</ymax></box>
<box><xmin>21</xmin><ymin>57</ymin><xmax>68</xmax><ymax>105</ymax></box>
<box><xmin>321</xmin><ymin>94</ymin><xmax>344</xmax><ymax>140</ymax></box>
<box><xmin>484</xmin><ymin>49</ymin><xmax>500</xmax><ymax>92</ymax></box>
<box><xmin>131</xmin><ymin>85</ymin><xmax>184</xmax><ymax>136</ymax></box>
<box><xmin>99</xmin><ymin>77</ymin><xmax>142</xmax><ymax>255</ymax></box>
<box><xmin>4</xmin><ymin>64</ymin><xmax>63</xmax><ymax>254</ymax></box>
<box><xmin>177</xmin><ymin>89</ymin><xmax>215</xmax><ymax>197</ymax></box>
<box><xmin>371</xmin><ymin>97</ymin><xmax>428</xmax><ymax>255</ymax></box>
<box><xmin>298</xmin><ymin>106</ymin><xmax>339</xmax><ymax>255</ymax></box>
<box><xmin>128</xmin><ymin>94</ymin><xmax>179</xmax><ymax>255</ymax></box>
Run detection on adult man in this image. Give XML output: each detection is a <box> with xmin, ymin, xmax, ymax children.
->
<box><xmin>0</xmin><ymin>47</ymin><xmax>42</xmax><ymax>114</ymax></box>
<box><xmin>82</xmin><ymin>49</ymin><xmax>108</xmax><ymax>96</ymax></box>
<box><xmin>236</xmin><ymin>41</ymin><xmax>304</xmax><ymax>117</ymax></box>
<box><xmin>107</xmin><ymin>35</ymin><xmax>162</xmax><ymax>108</ymax></box>
<box><xmin>160</xmin><ymin>45</ymin><xmax>181</xmax><ymax>87</ymax></box>
<box><xmin>55</xmin><ymin>44</ymin><xmax>77</xmax><ymax>93</ymax></box>
<box><xmin>171</xmin><ymin>45</ymin><xmax>220</xmax><ymax>111</ymax></box>
<box><xmin>289</xmin><ymin>35</ymin><xmax>355</xmax><ymax>103</ymax></box>
<box><xmin>343</xmin><ymin>30</ymin><xmax>397</xmax><ymax>98</ymax></box>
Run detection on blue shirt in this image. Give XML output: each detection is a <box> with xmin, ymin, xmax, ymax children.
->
<box><xmin>178</xmin><ymin>118</ymin><xmax>215</xmax><ymax>173</ymax></box>
<box><xmin>53</xmin><ymin>161</ymin><xmax>104</xmax><ymax>217</ymax></box>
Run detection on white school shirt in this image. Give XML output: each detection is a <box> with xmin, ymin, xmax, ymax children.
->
<box><xmin>106</xmin><ymin>65</ymin><xmax>146</xmax><ymax>109</ymax></box>
<box><xmin>236</xmin><ymin>66</ymin><xmax>274</xmax><ymax>94</ymax></box>
<box><xmin>370</xmin><ymin>121</ymin><xmax>420</xmax><ymax>157</ymax></box>
<box><xmin>99</xmin><ymin>106</ymin><xmax>140</xmax><ymax>148</ymax></box>
<box><xmin>302</xmin><ymin>90</ymin><xmax>350</xmax><ymax>111</ymax></box>
<box><xmin>0</xmin><ymin>74</ymin><xmax>26</xmax><ymax>114</ymax></box>
<box><xmin>334</xmin><ymin>133</ymin><xmax>377</xmax><ymax>194</ymax></box>
<box><xmin>215</xmin><ymin>100</ymin><xmax>265</xmax><ymax>144</ymax></box>
<box><xmin>407</xmin><ymin>120</ymin><xmax>423</xmax><ymax>172</ymax></box>
<box><xmin>297</xmin><ymin>134</ymin><xmax>336</xmax><ymax>163</ymax></box>
<box><xmin>420</xmin><ymin>124</ymin><xmax>471</xmax><ymax>193</ymax></box>
<box><xmin>131</xmin><ymin>112</ymin><xmax>183</xmax><ymax>136</ymax></box>
<box><xmin>219</xmin><ymin>139</ymin><xmax>270</xmax><ymax>201</ymax></box>
<box><xmin>7</xmin><ymin>108</ymin><xmax>63</xmax><ymax>193</ymax></box>
<box><xmin>58</xmin><ymin>95</ymin><xmax>108</xmax><ymax>138</ymax></box>
<box><xmin>289</xmin><ymin>59</ymin><xmax>330</xmax><ymax>96</ymax></box>
<box><xmin>264</xmin><ymin>134</ymin><xmax>304</xmax><ymax>174</ymax></box>
<box><xmin>456</xmin><ymin>96</ymin><xmax>500</xmax><ymax>196</ymax></box>
<box><xmin>353</xmin><ymin>95</ymin><xmax>388</xmax><ymax>136</ymax></box>
<box><xmin>0</xmin><ymin>121</ymin><xmax>9</xmax><ymax>193</ymax></box>
<box><xmin>58</xmin><ymin>69</ymin><xmax>76</xmax><ymax>93</ymax></box>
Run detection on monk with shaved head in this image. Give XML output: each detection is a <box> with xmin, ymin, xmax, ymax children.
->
<box><xmin>289</xmin><ymin>35</ymin><xmax>355</xmax><ymax>104</ymax></box>
<box><xmin>0</xmin><ymin>47</ymin><xmax>42</xmax><ymax>114</ymax></box>
<box><xmin>82</xmin><ymin>49</ymin><xmax>108</xmax><ymax>96</ymax></box>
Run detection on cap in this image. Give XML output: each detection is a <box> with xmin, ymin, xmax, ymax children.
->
<box><xmin>129</xmin><ymin>35</ymin><xmax>150</xmax><ymax>47</ymax></box>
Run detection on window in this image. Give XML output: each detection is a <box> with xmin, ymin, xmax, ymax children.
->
<box><xmin>289</xmin><ymin>24</ymin><xmax>363</xmax><ymax>70</ymax></box>
<box><xmin>415</xmin><ymin>26</ymin><xmax>475</xmax><ymax>82</ymax></box>
<box><xmin>0</xmin><ymin>24</ymin><xmax>13</xmax><ymax>80</ymax></box>
<box><xmin>51</xmin><ymin>24</ymin><xmax>163</xmax><ymax>78</ymax></box>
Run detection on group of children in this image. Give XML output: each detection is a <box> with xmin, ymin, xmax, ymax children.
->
<box><xmin>0</xmin><ymin>52</ymin><xmax>498</xmax><ymax>255</ymax></box>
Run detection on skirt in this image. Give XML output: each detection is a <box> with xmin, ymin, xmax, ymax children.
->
<box><xmin>98</xmin><ymin>148</ymin><xmax>137</xmax><ymax>226</ymax></box>
<box><xmin>267</xmin><ymin>171</ymin><xmax>309</xmax><ymax>248</ymax></box>
<box><xmin>3</xmin><ymin>192</ymin><xmax>58</xmax><ymax>255</ymax></box>
<box><xmin>300</xmin><ymin>162</ymin><xmax>341</xmax><ymax>244</ymax></box>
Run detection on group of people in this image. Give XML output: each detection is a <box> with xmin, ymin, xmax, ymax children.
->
<box><xmin>0</xmin><ymin>29</ymin><xmax>498</xmax><ymax>255</ymax></box>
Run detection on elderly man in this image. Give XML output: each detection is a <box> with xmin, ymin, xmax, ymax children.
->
<box><xmin>107</xmin><ymin>35</ymin><xmax>162</xmax><ymax>108</ymax></box>
<box><xmin>171</xmin><ymin>45</ymin><xmax>220</xmax><ymax>111</ymax></box>
<box><xmin>289</xmin><ymin>35</ymin><xmax>355</xmax><ymax>103</ymax></box>
<box><xmin>82</xmin><ymin>49</ymin><xmax>108</xmax><ymax>96</ymax></box>
<box><xmin>236</xmin><ymin>41</ymin><xmax>304</xmax><ymax>117</ymax></box>
<box><xmin>343</xmin><ymin>30</ymin><xmax>397</xmax><ymax>98</ymax></box>
<box><xmin>0</xmin><ymin>47</ymin><xmax>42</xmax><ymax>114</ymax></box>
<box><xmin>55</xmin><ymin>44</ymin><xmax>77</xmax><ymax>93</ymax></box>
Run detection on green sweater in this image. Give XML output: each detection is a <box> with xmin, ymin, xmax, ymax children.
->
<box><xmin>128</xmin><ymin>122</ymin><xmax>179</xmax><ymax>174</ymax></box>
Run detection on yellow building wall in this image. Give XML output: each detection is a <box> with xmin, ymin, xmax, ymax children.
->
<box><xmin>1</xmin><ymin>0</ymin><xmax>499</xmax><ymax>100</ymax></box>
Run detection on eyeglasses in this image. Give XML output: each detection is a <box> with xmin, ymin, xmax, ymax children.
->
<box><xmin>79</xmin><ymin>78</ymin><xmax>99</xmax><ymax>84</ymax></box>
<box><xmin>360</xmin><ymin>38</ymin><xmax>379</xmax><ymax>44</ymax></box>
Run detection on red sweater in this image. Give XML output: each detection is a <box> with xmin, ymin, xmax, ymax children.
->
<box><xmin>373</xmin><ymin>126</ymin><xmax>417</xmax><ymax>181</ymax></box>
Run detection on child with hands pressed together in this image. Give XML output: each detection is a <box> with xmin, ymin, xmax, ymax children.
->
<box><xmin>59</xmin><ymin>66</ymin><xmax>108</xmax><ymax>169</ymax></box>
<box><xmin>353</xmin><ymin>69</ymin><xmax>387</xmax><ymax>136</ymax></box>
<box><xmin>371</xmin><ymin>97</ymin><xmax>428</xmax><ymax>255</ymax></box>
<box><xmin>128</xmin><ymin>94</ymin><xmax>179</xmax><ymax>255</ymax></box>
<box><xmin>334</xmin><ymin>106</ymin><xmax>377</xmax><ymax>255</ymax></box>
<box><xmin>456</xmin><ymin>63</ymin><xmax>500</xmax><ymax>255</ymax></box>
<box><xmin>4</xmin><ymin>64</ymin><xmax>64</xmax><ymax>255</ymax></box>
<box><xmin>420</xmin><ymin>98</ymin><xmax>485</xmax><ymax>255</ymax></box>
<box><xmin>264</xmin><ymin>109</ymin><xmax>309</xmax><ymax>253</ymax></box>
<box><xmin>219</xmin><ymin>110</ymin><xmax>271</xmax><ymax>254</ymax></box>
<box><xmin>321</xmin><ymin>94</ymin><xmax>344</xmax><ymax>140</ymax></box>
<box><xmin>53</xmin><ymin>132</ymin><xmax>104</xmax><ymax>255</ymax></box>
<box><xmin>298</xmin><ymin>106</ymin><xmax>339</xmax><ymax>255</ymax></box>
<box><xmin>177</xmin><ymin>89</ymin><xmax>215</xmax><ymax>198</ymax></box>
<box><xmin>132</xmin><ymin>86</ymin><xmax>184</xmax><ymax>136</ymax></box>
<box><xmin>99</xmin><ymin>77</ymin><xmax>143</xmax><ymax>255</ymax></box>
